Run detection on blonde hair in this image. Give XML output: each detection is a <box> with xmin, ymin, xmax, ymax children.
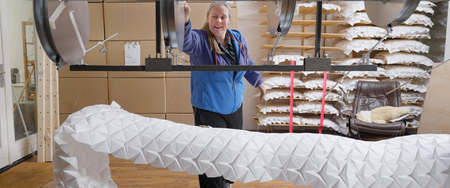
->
<box><xmin>201</xmin><ymin>1</ymin><xmax>233</xmax><ymax>54</ymax></box>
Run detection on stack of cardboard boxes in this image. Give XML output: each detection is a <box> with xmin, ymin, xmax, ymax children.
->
<box><xmin>59</xmin><ymin>1</ymin><xmax>237</xmax><ymax>126</ymax></box>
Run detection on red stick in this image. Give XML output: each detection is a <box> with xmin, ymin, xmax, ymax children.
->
<box><xmin>319</xmin><ymin>72</ymin><xmax>328</xmax><ymax>134</ymax></box>
<box><xmin>289</xmin><ymin>60</ymin><xmax>295</xmax><ymax>133</ymax></box>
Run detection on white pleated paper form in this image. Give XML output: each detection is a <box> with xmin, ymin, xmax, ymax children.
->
<box><xmin>53</xmin><ymin>104</ymin><xmax>450</xmax><ymax>188</ymax></box>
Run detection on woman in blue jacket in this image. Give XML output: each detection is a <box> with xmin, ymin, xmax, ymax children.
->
<box><xmin>183</xmin><ymin>1</ymin><xmax>266</xmax><ymax>188</ymax></box>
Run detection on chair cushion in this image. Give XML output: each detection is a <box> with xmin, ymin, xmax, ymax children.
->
<box><xmin>356</xmin><ymin>111</ymin><xmax>372</xmax><ymax>123</ymax></box>
<box><xmin>371</xmin><ymin>106</ymin><xmax>410</xmax><ymax>124</ymax></box>
<box><xmin>353</xmin><ymin>81</ymin><xmax>402</xmax><ymax>113</ymax></box>
<box><xmin>351</xmin><ymin>119</ymin><xmax>406</xmax><ymax>136</ymax></box>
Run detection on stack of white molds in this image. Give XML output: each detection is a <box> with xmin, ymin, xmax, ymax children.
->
<box><xmin>329</xmin><ymin>1</ymin><xmax>436</xmax><ymax>130</ymax></box>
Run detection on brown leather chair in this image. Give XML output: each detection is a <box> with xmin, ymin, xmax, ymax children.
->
<box><xmin>342</xmin><ymin>81</ymin><xmax>414</xmax><ymax>138</ymax></box>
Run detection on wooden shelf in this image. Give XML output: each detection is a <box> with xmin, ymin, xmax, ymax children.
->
<box><xmin>342</xmin><ymin>75</ymin><xmax>388</xmax><ymax>79</ymax></box>
<box><xmin>262</xmin><ymin>32</ymin><xmax>344</xmax><ymax>38</ymax></box>
<box><xmin>254</xmin><ymin>119</ymin><xmax>321</xmax><ymax>126</ymax></box>
<box><xmin>258</xmin><ymin>58</ymin><xmax>341</xmax><ymax>65</ymax></box>
<box><xmin>371</xmin><ymin>62</ymin><xmax>432</xmax><ymax>67</ymax></box>
<box><xmin>256</xmin><ymin>108</ymin><xmax>336</xmax><ymax>115</ymax></box>
<box><xmin>267</xmin><ymin>86</ymin><xmax>341</xmax><ymax>90</ymax></box>
<box><xmin>259</xmin><ymin>5</ymin><xmax>339</xmax><ymax>15</ymax></box>
<box><xmin>266</xmin><ymin>97</ymin><xmax>340</xmax><ymax>102</ymax></box>
<box><xmin>349</xmin><ymin>21</ymin><xmax>427</xmax><ymax>27</ymax></box>
<box><xmin>352</xmin><ymin>36</ymin><xmax>430</xmax><ymax>40</ymax></box>
<box><xmin>357</xmin><ymin>9</ymin><xmax>433</xmax><ymax>15</ymax></box>
<box><xmin>356</xmin><ymin>49</ymin><xmax>416</xmax><ymax>53</ymax></box>
<box><xmin>258</xmin><ymin>6</ymin><xmax>266</xmax><ymax>13</ymax></box>
<box><xmin>260</xmin><ymin>20</ymin><xmax>344</xmax><ymax>26</ymax></box>
<box><xmin>260</xmin><ymin>70</ymin><xmax>344</xmax><ymax>75</ymax></box>
<box><xmin>261</xmin><ymin>44</ymin><xmax>342</xmax><ymax>51</ymax></box>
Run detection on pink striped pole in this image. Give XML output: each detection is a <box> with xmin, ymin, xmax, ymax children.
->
<box><xmin>289</xmin><ymin>60</ymin><xmax>295</xmax><ymax>133</ymax></box>
<box><xmin>319</xmin><ymin>71</ymin><xmax>328</xmax><ymax>134</ymax></box>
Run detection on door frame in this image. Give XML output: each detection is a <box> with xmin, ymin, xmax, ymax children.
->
<box><xmin>0</xmin><ymin>0</ymin><xmax>37</xmax><ymax>164</ymax></box>
<box><xmin>0</xmin><ymin>0</ymin><xmax>11</xmax><ymax>168</ymax></box>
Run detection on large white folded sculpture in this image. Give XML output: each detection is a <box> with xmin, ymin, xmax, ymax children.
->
<box><xmin>53</xmin><ymin>104</ymin><xmax>450</xmax><ymax>188</ymax></box>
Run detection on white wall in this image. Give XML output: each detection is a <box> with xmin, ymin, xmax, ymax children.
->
<box><xmin>237</xmin><ymin>1</ymin><xmax>270</xmax><ymax>131</ymax></box>
<box><xmin>6</xmin><ymin>0</ymin><xmax>33</xmax><ymax>83</ymax></box>
<box><xmin>418</xmin><ymin>4</ymin><xmax>450</xmax><ymax>134</ymax></box>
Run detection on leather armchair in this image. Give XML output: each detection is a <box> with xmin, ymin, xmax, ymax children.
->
<box><xmin>344</xmin><ymin>81</ymin><xmax>414</xmax><ymax>138</ymax></box>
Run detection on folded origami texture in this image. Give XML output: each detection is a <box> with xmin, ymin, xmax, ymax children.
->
<box><xmin>53</xmin><ymin>104</ymin><xmax>450</xmax><ymax>188</ymax></box>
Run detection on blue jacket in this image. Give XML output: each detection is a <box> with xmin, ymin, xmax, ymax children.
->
<box><xmin>183</xmin><ymin>19</ymin><xmax>263</xmax><ymax>115</ymax></box>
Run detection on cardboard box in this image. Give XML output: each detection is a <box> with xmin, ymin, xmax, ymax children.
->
<box><xmin>188</xmin><ymin>3</ymin><xmax>209</xmax><ymax>30</ymax></box>
<box><xmin>89</xmin><ymin>3</ymin><xmax>104</xmax><ymax>40</ymax></box>
<box><xmin>59</xmin><ymin>41</ymin><xmax>107</xmax><ymax>78</ymax></box>
<box><xmin>166</xmin><ymin>114</ymin><xmax>195</xmax><ymax>125</ymax></box>
<box><xmin>59</xmin><ymin>78</ymin><xmax>108</xmax><ymax>114</ymax></box>
<box><xmin>166</xmin><ymin>78</ymin><xmax>192</xmax><ymax>113</ymax></box>
<box><xmin>61</xmin><ymin>113</ymin><xmax>165</xmax><ymax>126</ymax></box>
<box><xmin>106</xmin><ymin>41</ymin><xmax>165</xmax><ymax>78</ymax></box>
<box><xmin>165</xmin><ymin>50</ymin><xmax>191</xmax><ymax>78</ymax></box>
<box><xmin>139</xmin><ymin>114</ymin><xmax>165</xmax><ymax>119</ymax></box>
<box><xmin>104</xmin><ymin>3</ymin><xmax>156</xmax><ymax>40</ymax></box>
<box><xmin>109</xmin><ymin>78</ymin><xmax>166</xmax><ymax>114</ymax></box>
<box><xmin>60</xmin><ymin>114</ymin><xmax>70</xmax><ymax>125</ymax></box>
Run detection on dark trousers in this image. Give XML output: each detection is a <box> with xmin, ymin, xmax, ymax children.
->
<box><xmin>193</xmin><ymin>105</ymin><xmax>243</xmax><ymax>188</ymax></box>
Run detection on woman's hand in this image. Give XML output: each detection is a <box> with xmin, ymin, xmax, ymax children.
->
<box><xmin>184</xmin><ymin>2</ymin><xmax>191</xmax><ymax>25</ymax></box>
<box><xmin>258</xmin><ymin>84</ymin><xmax>266</xmax><ymax>101</ymax></box>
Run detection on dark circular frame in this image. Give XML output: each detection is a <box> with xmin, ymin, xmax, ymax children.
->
<box><xmin>365</xmin><ymin>0</ymin><xmax>420</xmax><ymax>26</ymax></box>
<box><xmin>279</xmin><ymin>0</ymin><xmax>296</xmax><ymax>36</ymax></box>
<box><xmin>34</xmin><ymin>0</ymin><xmax>60</xmax><ymax>63</ymax></box>
<box><xmin>266</xmin><ymin>0</ymin><xmax>296</xmax><ymax>36</ymax></box>
<box><xmin>34</xmin><ymin>0</ymin><xmax>90</xmax><ymax>67</ymax></box>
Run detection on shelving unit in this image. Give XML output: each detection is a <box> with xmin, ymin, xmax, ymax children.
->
<box><xmin>260</xmin><ymin>44</ymin><xmax>342</xmax><ymax>51</ymax></box>
<box><xmin>332</xmin><ymin>2</ymin><xmax>436</xmax><ymax>131</ymax></box>
<box><xmin>255</xmin><ymin>2</ymin><xmax>435</xmax><ymax>135</ymax></box>
<box><xmin>256</xmin><ymin>3</ymin><xmax>346</xmax><ymax>133</ymax></box>
<box><xmin>254</xmin><ymin>119</ymin><xmax>332</xmax><ymax>127</ymax></box>
<box><xmin>21</xmin><ymin>21</ymin><xmax>35</xmax><ymax>101</ymax></box>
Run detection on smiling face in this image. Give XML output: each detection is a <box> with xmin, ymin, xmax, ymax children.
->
<box><xmin>207</xmin><ymin>5</ymin><xmax>231</xmax><ymax>42</ymax></box>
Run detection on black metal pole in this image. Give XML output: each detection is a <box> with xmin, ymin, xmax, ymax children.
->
<box><xmin>70</xmin><ymin>65</ymin><xmax>377</xmax><ymax>72</ymax></box>
<box><xmin>315</xmin><ymin>1</ymin><xmax>322</xmax><ymax>58</ymax></box>
<box><xmin>156</xmin><ymin>0</ymin><xmax>161</xmax><ymax>57</ymax></box>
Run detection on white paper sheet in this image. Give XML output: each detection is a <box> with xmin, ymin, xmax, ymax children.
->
<box><xmin>125</xmin><ymin>42</ymin><xmax>141</xmax><ymax>66</ymax></box>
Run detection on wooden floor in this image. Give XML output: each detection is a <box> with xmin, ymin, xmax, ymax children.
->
<box><xmin>40</xmin><ymin>154</ymin><xmax>310</xmax><ymax>188</ymax></box>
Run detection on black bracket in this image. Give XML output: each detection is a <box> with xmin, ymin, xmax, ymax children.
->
<box><xmin>304</xmin><ymin>57</ymin><xmax>331</xmax><ymax>71</ymax></box>
<box><xmin>145</xmin><ymin>57</ymin><xmax>172</xmax><ymax>71</ymax></box>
